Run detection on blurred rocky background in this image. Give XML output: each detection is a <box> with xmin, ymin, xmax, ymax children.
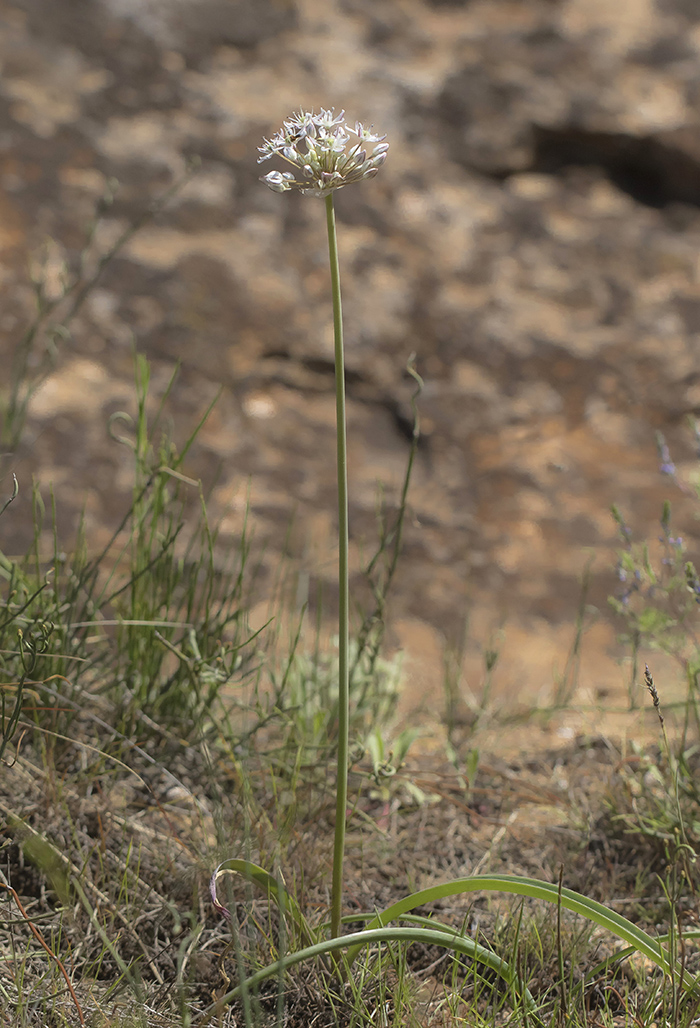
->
<box><xmin>1</xmin><ymin>0</ymin><xmax>700</xmax><ymax>734</ymax></box>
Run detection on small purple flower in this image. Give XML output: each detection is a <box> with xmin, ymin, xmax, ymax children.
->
<box><xmin>662</xmin><ymin>536</ymin><xmax>683</xmax><ymax>563</ymax></box>
<box><xmin>656</xmin><ymin>432</ymin><xmax>676</xmax><ymax>477</ymax></box>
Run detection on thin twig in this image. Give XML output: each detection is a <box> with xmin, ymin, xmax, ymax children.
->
<box><xmin>0</xmin><ymin>878</ymin><xmax>86</xmax><ymax>1025</ymax></box>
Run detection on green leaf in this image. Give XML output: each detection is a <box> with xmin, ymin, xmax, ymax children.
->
<box><xmin>198</xmin><ymin>924</ymin><xmax>538</xmax><ymax>1025</ymax></box>
<box><xmin>350</xmin><ymin>873</ymin><xmax>696</xmax><ymax>990</ymax></box>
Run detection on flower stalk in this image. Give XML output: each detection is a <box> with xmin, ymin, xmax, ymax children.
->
<box><xmin>325</xmin><ymin>191</ymin><xmax>349</xmax><ymax>940</ymax></box>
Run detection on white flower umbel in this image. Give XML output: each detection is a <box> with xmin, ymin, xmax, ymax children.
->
<box><xmin>258</xmin><ymin>108</ymin><xmax>388</xmax><ymax>198</ymax></box>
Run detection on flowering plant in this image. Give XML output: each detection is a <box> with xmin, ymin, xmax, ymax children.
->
<box><xmin>258</xmin><ymin>108</ymin><xmax>388</xmax><ymax>198</ymax></box>
<box><xmin>256</xmin><ymin>107</ymin><xmax>389</xmax><ymax>942</ymax></box>
<box><xmin>202</xmin><ymin>107</ymin><xmax>700</xmax><ymax>1028</ymax></box>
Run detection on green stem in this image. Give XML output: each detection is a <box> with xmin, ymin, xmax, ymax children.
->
<box><xmin>326</xmin><ymin>193</ymin><xmax>349</xmax><ymax>941</ymax></box>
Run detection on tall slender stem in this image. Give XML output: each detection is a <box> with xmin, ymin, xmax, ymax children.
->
<box><xmin>326</xmin><ymin>193</ymin><xmax>349</xmax><ymax>941</ymax></box>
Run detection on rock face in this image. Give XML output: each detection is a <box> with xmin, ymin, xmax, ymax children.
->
<box><xmin>1</xmin><ymin>0</ymin><xmax>700</xmax><ymax>714</ymax></box>
<box><xmin>99</xmin><ymin>0</ymin><xmax>297</xmax><ymax>52</ymax></box>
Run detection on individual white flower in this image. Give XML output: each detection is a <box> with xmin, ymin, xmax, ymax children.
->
<box><xmin>258</xmin><ymin>108</ymin><xmax>388</xmax><ymax>198</ymax></box>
